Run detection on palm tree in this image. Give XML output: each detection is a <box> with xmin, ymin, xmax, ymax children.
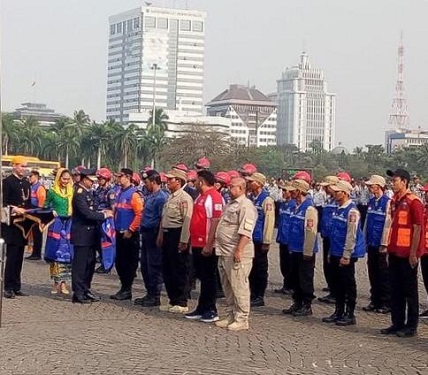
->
<box><xmin>147</xmin><ymin>108</ymin><xmax>169</xmax><ymax>131</ymax></box>
<box><xmin>113</xmin><ymin>123</ymin><xmax>138</xmax><ymax>168</ymax></box>
<box><xmin>1</xmin><ymin>113</ymin><xmax>19</xmax><ymax>155</ymax></box>
<box><xmin>18</xmin><ymin>117</ymin><xmax>44</xmax><ymax>155</ymax></box>
<box><xmin>86</xmin><ymin>121</ymin><xmax>115</xmax><ymax>169</ymax></box>
<box><xmin>145</xmin><ymin>108</ymin><xmax>169</xmax><ymax>168</ymax></box>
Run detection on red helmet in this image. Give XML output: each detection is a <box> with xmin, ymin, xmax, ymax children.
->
<box><xmin>72</xmin><ymin>165</ymin><xmax>85</xmax><ymax>175</ymax></box>
<box><xmin>227</xmin><ymin>170</ymin><xmax>240</xmax><ymax>179</ymax></box>
<box><xmin>175</xmin><ymin>163</ymin><xmax>189</xmax><ymax>172</ymax></box>
<box><xmin>239</xmin><ymin>163</ymin><xmax>257</xmax><ymax>176</ymax></box>
<box><xmin>131</xmin><ymin>172</ymin><xmax>141</xmax><ymax>186</ymax></box>
<box><xmin>159</xmin><ymin>172</ymin><xmax>167</xmax><ymax>184</ymax></box>
<box><xmin>292</xmin><ymin>171</ymin><xmax>311</xmax><ymax>184</ymax></box>
<box><xmin>215</xmin><ymin>172</ymin><xmax>231</xmax><ymax>186</ymax></box>
<box><xmin>96</xmin><ymin>168</ymin><xmax>112</xmax><ymax>180</ymax></box>
<box><xmin>337</xmin><ymin>172</ymin><xmax>352</xmax><ymax>183</ymax></box>
<box><xmin>195</xmin><ymin>157</ymin><xmax>210</xmax><ymax>170</ymax></box>
<box><xmin>187</xmin><ymin>170</ymin><xmax>198</xmax><ymax>181</ymax></box>
<box><xmin>141</xmin><ymin>166</ymin><xmax>152</xmax><ymax>173</ymax></box>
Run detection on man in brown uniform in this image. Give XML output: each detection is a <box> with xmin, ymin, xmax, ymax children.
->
<box><xmin>157</xmin><ymin>167</ymin><xmax>194</xmax><ymax>313</ymax></box>
<box><xmin>215</xmin><ymin>177</ymin><xmax>258</xmax><ymax>331</ymax></box>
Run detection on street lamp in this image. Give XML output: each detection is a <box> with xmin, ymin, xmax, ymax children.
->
<box><xmin>151</xmin><ymin>63</ymin><xmax>160</xmax><ymax>127</ymax></box>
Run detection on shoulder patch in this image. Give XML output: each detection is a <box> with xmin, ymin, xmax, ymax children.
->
<box><xmin>306</xmin><ymin>219</ymin><xmax>314</xmax><ymax>228</ymax></box>
<box><xmin>266</xmin><ymin>203</ymin><xmax>273</xmax><ymax>211</ymax></box>
<box><xmin>77</xmin><ymin>188</ymin><xmax>83</xmax><ymax>194</ymax></box>
<box><xmin>182</xmin><ymin>201</ymin><xmax>188</xmax><ymax>209</ymax></box>
<box><xmin>349</xmin><ymin>212</ymin><xmax>357</xmax><ymax>223</ymax></box>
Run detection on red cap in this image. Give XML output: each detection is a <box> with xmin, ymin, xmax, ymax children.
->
<box><xmin>187</xmin><ymin>170</ymin><xmax>198</xmax><ymax>181</ymax></box>
<box><xmin>292</xmin><ymin>171</ymin><xmax>311</xmax><ymax>184</ymax></box>
<box><xmin>159</xmin><ymin>172</ymin><xmax>167</xmax><ymax>183</ymax></box>
<box><xmin>337</xmin><ymin>172</ymin><xmax>352</xmax><ymax>183</ymax></box>
<box><xmin>96</xmin><ymin>168</ymin><xmax>112</xmax><ymax>180</ymax></box>
<box><xmin>175</xmin><ymin>163</ymin><xmax>189</xmax><ymax>172</ymax></box>
<box><xmin>239</xmin><ymin>163</ymin><xmax>257</xmax><ymax>176</ymax></box>
<box><xmin>420</xmin><ymin>183</ymin><xmax>428</xmax><ymax>192</ymax></box>
<box><xmin>195</xmin><ymin>157</ymin><xmax>210</xmax><ymax>170</ymax></box>
<box><xmin>131</xmin><ymin>172</ymin><xmax>141</xmax><ymax>186</ymax></box>
<box><xmin>227</xmin><ymin>170</ymin><xmax>240</xmax><ymax>179</ymax></box>
<box><xmin>215</xmin><ymin>172</ymin><xmax>231</xmax><ymax>186</ymax></box>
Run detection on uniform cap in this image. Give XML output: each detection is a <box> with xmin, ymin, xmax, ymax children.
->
<box><xmin>386</xmin><ymin>169</ymin><xmax>411</xmax><ymax>182</ymax></box>
<box><xmin>96</xmin><ymin>168</ymin><xmax>112</xmax><ymax>180</ymax></box>
<box><xmin>245</xmin><ymin>172</ymin><xmax>266</xmax><ymax>186</ymax></box>
<box><xmin>365</xmin><ymin>175</ymin><xmax>386</xmax><ymax>187</ymax></box>
<box><xmin>12</xmin><ymin>155</ymin><xmax>28</xmax><ymax>165</ymax></box>
<box><xmin>195</xmin><ymin>157</ymin><xmax>210</xmax><ymax>170</ymax></box>
<box><xmin>279</xmin><ymin>181</ymin><xmax>292</xmax><ymax>190</ymax></box>
<box><xmin>72</xmin><ymin>165</ymin><xmax>86</xmax><ymax>175</ymax></box>
<box><xmin>142</xmin><ymin>169</ymin><xmax>159</xmax><ymax>180</ymax></box>
<box><xmin>284</xmin><ymin>179</ymin><xmax>310</xmax><ymax>193</ymax></box>
<box><xmin>239</xmin><ymin>163</ymin><xmax>257</xmax><ymax>176</ymax></box>
<box><xmin>292</xmin><ymin>171</ymin><xmax>311</xmax><ymax>183</ymax></box>
<box><xmin>115</xmin><ymin>168</ymin><xmax>133</xmax><ymax>177</ymax></box>
<box><xmin>187</xmin><ymin>170</ymin><xmax>198</xmax><ymax>181</ymax></box>
<box><xmin>215</xmin><ymin>172</ymin><xmax>231</xmax><ymax>186</ymax></box>
<box><xmin>141</xmin><ymin>166</ymin><xmax>152</xmax><ymax>173</ymax></box>
<box><xmin>320</xmin><ymin>175</ymin><xmax>339</xmax><ymax>186</ymax></box>
<box><xmin>337</xmin><ymin>172</ymin><xmax>352</xmax><ymax>183</ymax></box>
<box><xmin>80</xmin><ymin>168</ymin><xmax>98</xmax><ymax>182</ymax></box>
<box><xmin>30</xmin><ymin>169</ymin><xmax>40</xmax><ymax>176</ymax></box>
<box><xmin>165</xmin><ymin>167</ymin><xmax>188</xmax><ymax>181</ymax></box>
<box><xmin>227</xmin><ymin>170</ymin><xmax>240</xmax><ymax>179</ymax></box>
<box><xmin>330</xmin><ymin>180</ymin><xmax>353</xmax><ymax>194</ymax></box>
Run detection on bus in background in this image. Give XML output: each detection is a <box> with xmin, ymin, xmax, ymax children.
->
<box><xmin>1</xmin><ymin>155</ymin><xmax>60</xmax><ymax>178</ymax></box>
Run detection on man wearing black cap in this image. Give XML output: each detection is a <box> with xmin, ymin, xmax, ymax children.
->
<box><xmin>71</xmin><ymin>169</ymin><xmax>113</xmax><ymax>303</ymax></box>
<box><xmin>110</xmin><ymin>168</ymin><xmax>143</xmax><ymax>300</ymax></box>
<box><xmin>135</xmin><ymin>170</ymin><xmax>168</xmax><ymax>307</ymax></box>
<box><xmin>381</xmin><ymin>169</ymin><xmax>424</xmax><ymax>337</ymax></box>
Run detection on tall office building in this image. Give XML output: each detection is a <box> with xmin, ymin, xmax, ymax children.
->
<box><xmin>277</xmin><ymin>52</ymin><xmax>336</xmax><ymax>151</ymax></box>
<box><xmin>106</xmin><ymin>6</ymin><xmax>206</xmax><ymax>123</ymax></box>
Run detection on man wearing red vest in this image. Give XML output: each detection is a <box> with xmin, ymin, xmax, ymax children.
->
<box><xmin>381</xmin><ymin>169</ymin><xmax>424</xmax><ymax>338</ymax></box>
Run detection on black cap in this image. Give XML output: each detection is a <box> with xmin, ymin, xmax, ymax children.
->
<box><xmin>80</xmin><ymin>168</ymin><xmax>98</xmax><ymax>181</ymax></box>
<box><xmin>115</xmin><ymin>168</ymin><xmax>133</xmax><ymax>177</ymax></box>
<box><xmin>142</xmin><ymin>169</ymin><xmax>159</xmax><ymax>180</ymax></box>
<box><xmin>386</xmin><ymin>169</ymin><xmax>411</xmax><ymax>182</ymax></box>
<box><xmin>30</xmin><ymin>170</ymin><xmax>40</xmax><ymax>176</ymax></box>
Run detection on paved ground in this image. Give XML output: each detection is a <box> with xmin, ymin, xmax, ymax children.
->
<box><xmin>0</xmin><ymin>242</ymin><xmax>427</xmax><ymax>375</ymax></box>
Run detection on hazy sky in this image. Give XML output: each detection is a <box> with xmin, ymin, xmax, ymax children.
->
<box><xmin>2</xmin><ymin>0</ymin><xmax>428</xmax><ymax>150</ymax></box>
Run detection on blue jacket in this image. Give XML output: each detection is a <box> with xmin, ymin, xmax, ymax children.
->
<box><xmin>141</xmin><ymin>189</ymin><xmax>168</xmax><ymax>229</ymax></box>
<box><xmin>276</xmin><ymin>199</ymin><xmax>297</xmax><ymax>245</ymax></box>
<box><xmin>115</xmin><ymin>186</ymin><xmax>137</xmax><ymax>231</ymax></box>
<box><xmin>251</xmin><ymin>190</ymin><xmax>270</xmax><ymax>243</ymax></box>
<box><xmin>330</xmin><ymin>202</ymin><xmax>365</xmax><ymax>258</ymax></box>
<box><xmin>288</xmin><ymin>198</ymin><xmax>318</xmax><ymax>253</ymax></box>
<box><xmin>365</xmin><ymin>194</ymin><xmax>390</xmax><ymax>247</ymax></box>
<box><xmin>321</xmin><ymin>197</ymin><xmax>337</xmax><ymax>238</ymax></box>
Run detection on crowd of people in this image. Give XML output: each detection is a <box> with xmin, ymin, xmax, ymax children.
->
<box><xmin>2</xmin><ymin>155</ymin><xmax>428</xmax><ymax>335</ymax></box>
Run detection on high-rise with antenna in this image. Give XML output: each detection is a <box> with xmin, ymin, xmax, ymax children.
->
<box><xmin>388</xmin><ymin>32</ymin><xmax>409</xmax><ymax>130</ymax></box>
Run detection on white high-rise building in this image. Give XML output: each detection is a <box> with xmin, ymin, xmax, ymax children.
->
<box><xmin>277</xmin><ymin>52</ymin><xmax>336</xmax><ymax>151</ymax></box>
<box><xmin>106</xmin><ymin>6</ymin><xmax>206</xmax><ymax>123</ymax></box>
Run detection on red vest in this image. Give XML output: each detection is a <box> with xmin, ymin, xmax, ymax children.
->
<box><xmin>388</xmin><ymin>192</ymin><xmax>425</xmax><ymax>258</ymax></box>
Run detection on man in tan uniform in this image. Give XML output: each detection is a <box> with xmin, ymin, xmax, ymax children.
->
<box><xmin>245</xmin><ymin>172</ymin><xmax>275</xmax><ymax>307</ymax></box>
<box><xmin>215</xmin><ymin>177</ymin><xmax>258</xmax><ymax>331</ymax></box>
<box><xmin>157</xmin><ymin>167</ymin><xmax>194</xmax><ymax>313</ymax></box>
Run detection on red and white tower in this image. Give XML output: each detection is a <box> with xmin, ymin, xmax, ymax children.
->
<box><xmin>388</xmin><ymin>32</ymin><xmax>409</xmax><ymax>130</ymax></box>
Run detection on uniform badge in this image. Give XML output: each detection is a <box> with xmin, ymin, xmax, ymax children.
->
<box><xmin>306</xmin><ymin>219</ymin><xmax>314</xmax><ymax>228</ymax></box>
<box><xmin>77</xmin><ymin>188</ymin><xmax>83</xmax><ymax>194</ymax></box>
<box><xmin>266</xmin><ymin>203</ymin><xmax>273</xmax><ymax>211</ymax></box>
<box><xmin>214</xmin><ymin>204</ymin><xmax>222</xmax><ymax>211</ymax></box>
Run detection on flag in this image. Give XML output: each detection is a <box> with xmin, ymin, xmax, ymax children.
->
<box><xmin>31</xmin><ymin>81</ymin><xmax>36</xmax><ymax>87</ymax></box>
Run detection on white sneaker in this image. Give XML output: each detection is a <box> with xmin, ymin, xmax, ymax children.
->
<box><xmin>169</xmin><ymin>305</ymin><xmax>189</xmax><ymax>314</ymax></box>
<box><xmin>227</xmin><ymin>321</ymin><xmax>249</xmax><ymax>331</ymax></box>
<box><xmin>159</xmin><ymin>304</ymin><xmax>172</xmax><ymax>312</ymax></box>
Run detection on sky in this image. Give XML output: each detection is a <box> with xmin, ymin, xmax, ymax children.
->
<box><xmin>2</xmin><ymin>0</ymin><xmax>428</xmax><ymax>150</ymax></box>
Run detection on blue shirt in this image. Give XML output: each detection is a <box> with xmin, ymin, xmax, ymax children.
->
<box><xmin>141</xmin><ymin>189</ymin><xmax>168</xmax><ymax>229</ymax></box>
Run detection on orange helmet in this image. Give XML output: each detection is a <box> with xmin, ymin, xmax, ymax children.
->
<box><xmin>215</xmin><ymin>172</ymin><xmax>231</xmax><ymax>186</ymax></box>
<box><xmin>96</xmin><ymin>168</ymin><xmax>112</xmax><ymax>180</ymax></box>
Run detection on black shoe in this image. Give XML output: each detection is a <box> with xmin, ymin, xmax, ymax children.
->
<box><xmin>380</xmin><ymin>325</ymin><xmax>401</xmax><ymax>335</ymax></box>
<box><xmin>110</xmin><ymin>290</ymin><xmax>132</xmax><ymax>300</ymax></box>
<box><xmin>335</xmin><ymin>313</ymin><xmax>356</xmax><ymax>326</ymax></box>
<box><xmin>396</xmin><ymin>327</ymin><xmax>417</xmax><ymax>338</ymax></box>
<box><xmin>375</xmin><ymin>306</ymin><xmax>391</xmax><ymax>314</ymax></box>
<box><xmin>141</xmin><ymin>296</ymin><xmax>161</xmax><ymax>307</ymax></box>
<box><xmin>250</xmin><ymin>297</ymin><xmax>265</xmax><ymax>307</ymax></box>
<box><xmin>4</xmin><ymin>290</ymin><xmax>15</xmax><ymax>299</ymax></box>
<box><xmin>72</xmin><ymin>295</ymin><xmax>91</xmax><ymax>304</ymax></box>
<box><xmin>14</xmin><ymin>290</ymin><xmax>29</xmax><ymax>297</ymax></box>
<box><xmin>134</xmin><ymin>295</ymin><xmax>152</xmax><ymax>306</ymax></box>
<box><xmin>282</xmin><ymin>303</ymin><xmax>301</xmax><ymax>315</ymax></box>
<box><xmin>25</xmin><ymin>255</ymin><xmax>41</xmax><ymax>260</ymax></box>
<box><xmin>95</xmin><ymin>265</ymin><xmax>109</xmax><ymax>274</ymax></box>
<box><xmin>318</xmin><ymin>294</ymin><xmax>336</xmax><ymax>304</ymax></box>
<box><xmin>322</xmin><ymin>312</ymin><xmax>343</xmax><ymax>323</ymax></box>
<box><xmin>292</xmin><ymin>305</ymin><xmax>313</xmax><ymax>317</ymax></box>
<box><xmin>362</xmin><ymin>303</ymin><xmax>376</xmax><ymax>312</ymax></box>
<box><xmin>84</xmin><ymin>291</ymin><xmax>100</xmax><ymax>302</ymax></box>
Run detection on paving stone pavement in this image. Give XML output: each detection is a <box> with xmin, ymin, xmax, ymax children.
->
<box><xmin>0</xmin><ymin>243</ymin><xmax>427</xmax><ymax>375</ymax></box>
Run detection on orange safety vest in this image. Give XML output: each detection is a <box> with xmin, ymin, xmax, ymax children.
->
<box><xmin>388</xmin><ymin>192</ymin><xmax>425</xmax><ymax>258</ymax></box>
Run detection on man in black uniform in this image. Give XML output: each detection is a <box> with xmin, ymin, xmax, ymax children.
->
<box><xmin>2</xmin><ymin>156</ymin><xmax>31</xmax><ymax>298</ymax></box>
<box><xmin>71</xmin><ymin>169</ymin><xmax>113</xmax><ymax>304</ymax></box>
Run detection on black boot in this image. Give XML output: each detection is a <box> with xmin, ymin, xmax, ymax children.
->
<box><xmin>282</xmin><ymin>302</ymin><xmax>301</xmax><ymax>315</ymax></box>
<box><xmin>335</xmin><ymin>306</ymin><xmax>356</xmax><ymax>326</ymax></box>
<box><xmin>292</xmin><ymin>304</ymin><xmax>313</xmax><ymax>317</ymax></box>
<box><xmin>322</xmin><ymin>308</ymin><xmax>344</xmax><ymax>323</ymax></box>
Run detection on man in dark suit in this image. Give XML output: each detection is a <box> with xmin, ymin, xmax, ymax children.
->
<box><xmin>71</xmin><ymin>169</ymin><xmax>113</xmax><ymax>304</ymax></box>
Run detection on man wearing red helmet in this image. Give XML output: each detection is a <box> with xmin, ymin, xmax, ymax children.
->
<box><xmin>214</xmin><ymin>172</ymin><xmax>231</xmax><ymax>205</ymax></box>
<box><xmin>238</xmin><ymin>163</ymin><xmax>257</xmax><ymax>177</ymax></box>
<box><xmin>94</xmin><ymin>168</ymin><xmax>117</xmax><ymax>274</ymax></box>
<box><xmin>195</xmin><ymin>157</ymin><xmax>211</xmax><ymax>172</ymax></box>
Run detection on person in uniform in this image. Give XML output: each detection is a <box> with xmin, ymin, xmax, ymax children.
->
<box><xmin>381</xmin><ymin>169</ymin><xmax>424</xmax><ymax>337</ymax></box>
<box><xmin>134</xmin><ymin>170</ymin><xmax>168</xmax><ymax>307</ymax></box>
<box><xmin>2</xmin><ymin>156</ymin><xmax>31</xmax><ymax>298</ymax></box>
<box><xmin>156</xmin><ymin>166</ymin><xmax>193</xmax><ymax>313</ymax></box>
<box><xmin>245</xmin><ymin>172</ymin><xmax>275</xmax><ymax>307</ymax></box>
<box><xmin>318</xmin><ymin>176</ymin><xmax>339</xmax><ymax>304</ymax></box>
<box><xmin>194</xmin><ymin>157</ymin><xmax>211</xmax><ymax>172</ymax></box>
<box><xmin>71</xmin><ymin>169</ymin><xmax>113</xmax><ymax>304</ymax></box>
<box><xmin>186</xmin><ymin>170</ymin><xmax>224</xmax><ymax>323</ymax></box>
<box><xmin>214</xmin><ymin>177</ymin><xmax>257</xmax><ymax>331</ymax></box>
<box><xmin>419</xmin><ymin>183</ymin><xmax>428</xmax><ymax>319</ymax></box>
<box><xmin>214</xmin><ymin>172</ymin><xmax>231</xmax><ymax>205</ymax></box>
<box><xmin>110</xmin><ymin>168</ymin><xmax>143</xmax><ymax>301</ymax></box>
<box><xmin>94</xmin><ymin>167</ymin><xmax>116</xmax><ymax>274</ymax></box>
<box><xmin>363</xmin><ymin>175</ymin><xmax>391</xmax><ymax>314</ymax></box>
<box><xmin>274</xmin><ymin>181</ymin><xmax>297</xmax><ymax>295</ymax></box>
<box><xmin>282</xmin><ymin>180</ymin><xmax>318</xmax><ymax>316</ymax></box>
<box><xmin>185</xmin><ymin>170</ymin><xmax>199</xmax><ymax>201</ymax></box>
<box><xmin>26</xmin><ymin>170</ymin><xmax>47</xmax><ymax>260</ymax></box>
<box><xmin>322</xmin><ymin>180</ymin><xmax>366</xmax><ymax>326</ymax></box>
<box><xmin>71</xmin><ymin>165</ymin><xmax>85</xmax><ymax>191</ymax></box>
